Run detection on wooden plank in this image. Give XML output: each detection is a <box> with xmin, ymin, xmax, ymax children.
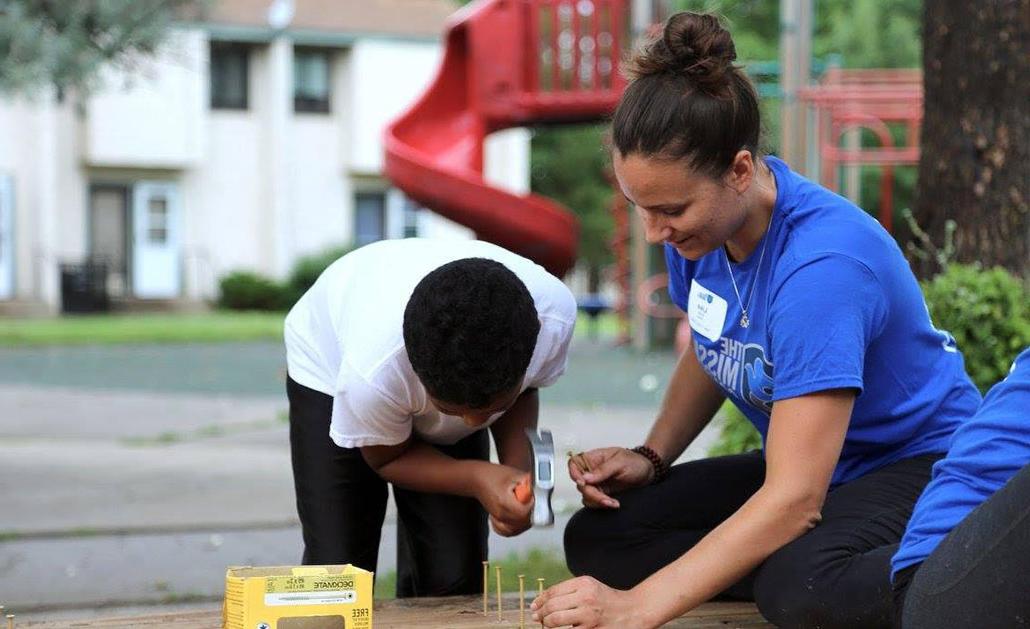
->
<box><xmin>23</xmin><ymin>597</ymin><xmax>772</xmax><ymax>628</ymax></box>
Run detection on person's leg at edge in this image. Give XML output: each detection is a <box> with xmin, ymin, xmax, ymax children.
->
<box><xmin>287</xmin><ymin>376</ymin><xmax>389</xmax><ymax>571</ymax></box>
<box><xmin>563</xmin><ymin>451</ymin><xmax>765</xmax><ymax>594</ymax></box>
<box><xmin>753</xmin><ymin>453</ymin><xmax>940</xmax><ymax>629</ymax></box>
<box><xmin>393</xmin><ymin>430</ymin><xmax>491</xmax><ymax>598</ymax></box>
<box><xmin>897</xmin><ymin>462</ymin><xmax>1030</xmax><ymax>629</ymax></box>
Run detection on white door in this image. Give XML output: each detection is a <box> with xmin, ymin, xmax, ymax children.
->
<box><xmin>0</xmin><ymin>175</ymin><xmax>13</xmax><ymax>299</ymax></box>
<box><xmin>132</xmin><ymin>181</ymin><xmax>181</xmax><ymax>299</ymax></box>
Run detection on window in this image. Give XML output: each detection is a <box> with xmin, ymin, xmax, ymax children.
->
<box><xmin>402</xmin><ymin>197</ymin><xmax>421</xmax><ymax>238</ymax></box>
<box><xmin>354</xmin><ymin>193</ymin><xmax>386</xmax><ymax>246</ymax></box>
<box><xmin>147</xmin><ymin>197</ymin><xmax>169</xmax><ymax>244</ymax></box>
<box><xmin>294</xmin><ymin>48</ymin><xmax>331</xmax><ymax>113</ymax></box>
<box><xmin>210</xmin><ymin>42</ymin><xmax>249</xmax><ymax>110</ymax></box>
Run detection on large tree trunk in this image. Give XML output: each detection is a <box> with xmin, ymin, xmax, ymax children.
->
<box><xmin>912</xmin><ymin>1</ymin><xmax>1029</xmax><ymax>278</ymax></box>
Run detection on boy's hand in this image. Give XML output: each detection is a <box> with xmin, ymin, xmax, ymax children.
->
<box><xmin>568</xmin><ymin>447</ymin><xmax>653</xmax><ymax>509</ymax></box>
<box><xmin>475</xmin><ymin>464</ymin><xmax>534</xmax><ymax>537</ymax></box>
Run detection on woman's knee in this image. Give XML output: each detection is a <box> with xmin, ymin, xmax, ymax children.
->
<box><xmin>563</xmin><ymin>507</ymin><xmax>611</xmax><ymax>574</ymax></box>
<box><xmin>753</xmin><ymin>545</ymin><xmax>841</xmax><ymax>629</ymax></box>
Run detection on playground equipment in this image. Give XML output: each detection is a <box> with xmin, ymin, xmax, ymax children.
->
<box><xmin>384</xmin><ymin>0</ymin><xmax>630</xmax><ymax>276</ymax></box>
<box><xmin>385</xmin><ymin>2</ymin><xmax>925</xmax><ymax>348</ymax></box>
<box><xmin>800</xmin><ymin>68</ymin><xmax>923</xmax><ymax>232</ymax></box>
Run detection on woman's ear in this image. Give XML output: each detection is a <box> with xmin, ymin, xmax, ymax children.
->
<box><xmin>725</xmin><ymin>149</ymin><xmax>755</xmax><ymax>194</ymax></box>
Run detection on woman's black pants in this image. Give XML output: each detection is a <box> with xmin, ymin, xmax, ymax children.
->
<box><xmin>287</xmin><ymin>376</ymin><xmax>489</xmax><ymax>598</ymax></box>
<box><xmin>892</xmin><ymin>461</ymin><xmax>1030</xmax><ymax>628</ymax></box>
<box><xmin>564</xmin><ymin>451</ymin><xmax>940</xmax><ymax>629</ymax></box>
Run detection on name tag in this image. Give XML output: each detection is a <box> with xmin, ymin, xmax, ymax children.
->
<box><xmin>687</xmin><ymin>279</ymin><xmax>728</xmax><ymax>342</ymax></box>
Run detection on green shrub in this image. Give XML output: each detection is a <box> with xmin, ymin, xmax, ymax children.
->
<box><xmin>283</xmin><ymin>244</ymin><xmax>353</xmax><ymax>307</ymax></box>
<box><xmin>921</xmin><ymin>263</ymin><xmax>1030</xmax><ymax>392</ymax></box>
<box><xmin>710</xmin><ymin>402</ymin><xmax>762</xmax><ymax>457</ymax></box>
<box><xmin>218</xmin><ymin>271</ymin><xmax>288</xmax><ymax>311</ymax></box>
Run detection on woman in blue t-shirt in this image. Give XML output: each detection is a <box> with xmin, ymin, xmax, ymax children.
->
<box><xmin>529</xmin><ymin>12</ymin><xmax>981</xmax><ymax>629</ymax></box>
<box><xmin>891</xmin><ymin>347</ymin><xmax>1030</xmax><ymax>628</ymax></box>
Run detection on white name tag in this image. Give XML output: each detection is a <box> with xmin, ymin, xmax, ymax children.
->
<box><xmin>687</xmin><ymin>279</ymin><xmax>728</xmax><ymax>342</ymax></box>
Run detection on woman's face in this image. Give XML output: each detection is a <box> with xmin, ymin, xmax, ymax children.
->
<box><xmin>613</xmin><ymin>151</ymin><xmax>748</xmax><ymax>261</ymax></box>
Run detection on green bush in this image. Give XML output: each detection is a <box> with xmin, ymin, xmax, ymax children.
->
<box><xmin>218</xmin><ymin>271</ymin><xmax>289</xmax><ymax>311</ymax></box>
<box><xmin>283</xmin><ymin>244</ymin><xmax>352</xmax><ymax>306</ymax></box>
<box><xmin>710</xmin><ymin>402</ymin><xmax>762</xmax><ymax>457</ymax></box>
<box><xmin>921</xmin><ymin>263</ymin><xmax>1030</xmax><ymax>392</ymax></box>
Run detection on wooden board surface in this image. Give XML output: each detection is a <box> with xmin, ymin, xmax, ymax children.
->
<box><xmin>22</xmin><ymin>596</ymin><xmax>772</xmax><ymax>628</ymax></box>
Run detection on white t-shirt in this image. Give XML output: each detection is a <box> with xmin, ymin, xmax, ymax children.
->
<box><xmin>284</xmin><ymin>239</ymin><xmax>577</xmax><ymax>448</ymax></box>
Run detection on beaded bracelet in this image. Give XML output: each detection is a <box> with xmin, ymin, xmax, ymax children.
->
<box><xmin>631</xmin><ymin>445</ymin><xmax>670</xmax><ymax>483</ymax></box>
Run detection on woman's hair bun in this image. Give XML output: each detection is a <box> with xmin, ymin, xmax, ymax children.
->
<box><xmin>627</xmin><ymin>12</ymin><xmax>737</xmax><ymax>96</ymax></box>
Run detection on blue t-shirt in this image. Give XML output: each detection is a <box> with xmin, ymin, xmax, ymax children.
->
<box><xmin>666</xmin><ymin>156</ymin><xmax>981</xmax><ymax>486</ymax></box>
<box><xmin>891</xmin><ymin>347</ymin><xmax>1030</xmax><ymax>578</ymax></box>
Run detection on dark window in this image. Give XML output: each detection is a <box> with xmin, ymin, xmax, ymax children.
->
<box><xmin>210</xmin><ymin>42</ymin><xmax>249</xmax><ymax>110</ymax></box>
<box><xmin>354</xmin><ymin>193</ymin><xmax>386</xmax><ymax>246</ymax></box>
<box><xmin>402</xmin><ymin>196</ymin><xmax>420</xmax><ymax>238</ymax></box>
<box><xmin>294</xmin><ymin>48</ymin><xmax>331</xmax><ymax>113</ymax></box>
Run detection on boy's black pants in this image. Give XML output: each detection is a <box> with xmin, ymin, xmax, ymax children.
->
<box><xmin>287</xmin><ymin>376</ymin><xmax>489</xmax><ymax>598</ymax></box>
<box><xmin>564</xmin><ymin>450</ymin><xmax>940</xmax><ymax>629</ymax></box>
<box><xmin>892</xmin><ymin>461</ymin><xmax>1030</xmax><ymax>628</ymax></box>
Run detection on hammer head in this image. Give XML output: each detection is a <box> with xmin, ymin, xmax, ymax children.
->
<box><xmin>524</xmin><ymin>427</ymin><xmax>555</xmax><ymax>527</ymax></box>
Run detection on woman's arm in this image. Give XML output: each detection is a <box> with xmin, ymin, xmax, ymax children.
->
<box><xmin>645</xmin><ymin>339</ymin><xmax>727</xmax><ymax>463</ymax></box>
<box><xmin>534</xmin><ymin>389</ymin><xmax>854</xmax><ymax>629</ymax></box>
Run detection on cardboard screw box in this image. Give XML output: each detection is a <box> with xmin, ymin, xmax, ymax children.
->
<box><xmin>224</xmin><ymin>565</ymin><xmax>373</xmax><ymax>629</ymax></box>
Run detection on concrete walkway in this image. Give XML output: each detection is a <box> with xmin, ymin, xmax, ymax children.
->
<box><xmin>0</xmin><ymin>341</ymin><xmax>724</xmax><ymax>621</ymax></box>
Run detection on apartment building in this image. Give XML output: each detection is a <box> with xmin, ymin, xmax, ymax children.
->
<box><xmin>0</xmin><ymin>0</ymin><xmax>530</xmax><ymax>314</ymax></box>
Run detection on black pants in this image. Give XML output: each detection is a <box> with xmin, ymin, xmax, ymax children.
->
<box><xmin>892</xmin><ymin>462</ymin><xmax>1030</xmax><ymax>629</ymax></box>
<box><xmin>564</xmin><ymin>451</ymin><xmax>940</xmax><ymax>629</ymax></box>
<box><xmin>287</xmin><ymin>376</ymin><xmax>489</xmax><ymax>598</ymax></box>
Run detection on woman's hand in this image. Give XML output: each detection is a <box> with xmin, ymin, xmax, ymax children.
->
<box><xmin>474</xmin><ymin>464</ymin><xmax>533</xmax><ymax>536</ymax></box>
<box><xmin>531</xmin><ymin>576</ymin><xmax>649</xmax><ymax>629</ymax></box>
<box><xmin>568</xmin><ymin>447</ymin><xmax>654</xmax><ymax>508</ymax></box>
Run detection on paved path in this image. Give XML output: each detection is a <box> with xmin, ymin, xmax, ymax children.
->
<box><xmin>0</xmin><ymin>340</ymin><xmax>726</xmax><ymax>621</ymax></box>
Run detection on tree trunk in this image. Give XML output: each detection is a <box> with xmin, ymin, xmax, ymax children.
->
<box><xmin>912</xmin><ymin>0</ymin><xmax>1029</xmax><ymax>278</ymax></box>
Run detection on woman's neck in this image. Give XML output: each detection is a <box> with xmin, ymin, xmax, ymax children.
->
<box><xmin>725</xmin><ymin>160</ymin><xmax>778</xmax><ymax>263</ymax></box>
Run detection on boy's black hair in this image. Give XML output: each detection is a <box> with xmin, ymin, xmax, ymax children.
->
<box><xmin>403</xmin><ymin>257</ymin><xmax>540</xmax><ymax>409</ymax></box>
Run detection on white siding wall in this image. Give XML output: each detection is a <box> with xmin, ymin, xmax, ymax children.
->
<box><xmin>0</xmin><ymin>25</ymin><xmax>533</xmax><ymax>309</ymax></box>
<box><xmin>84</xmin><ymin>31</ymin><xmax>206</xmax><ymax>169</ymax></box>
<box><xmin>346</xmin><ymin>39</ymin><xmax>442</xmax><ymax>174</ymax></box>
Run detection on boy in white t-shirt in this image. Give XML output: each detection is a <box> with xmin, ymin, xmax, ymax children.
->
<box><xmin>284</xmin><ymin>239</ymin><xmax>577</xmax><ymax>597</ymax></box>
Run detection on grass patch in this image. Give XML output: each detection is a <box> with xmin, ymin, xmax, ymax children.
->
<box><xmin>120</xmin><ymin>417</ymin><xmax>285</xmax><ymax>447</ymax></box>
<box><xmin>374</xmin><ymin>547</ymin><xmax>571</xmax><ymax>599</ymax></box>
<box><xmin>0</xmin><ymin>311</ymin><xmax>284</xmax><ymax>346</ymax></box>
<box><xmin>573</xmin><ymin>311</ymin><xmax>624</xmax><ymax>340</ymax></box>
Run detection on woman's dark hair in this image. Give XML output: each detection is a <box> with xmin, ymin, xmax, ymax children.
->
<box><xmin>612</xmin><ymin>12</ymin><xmax>761</xmax><ymax>177</ymax></box>
<box><xmin>403</xmin><ymin>258</ymin><xmax>540</xmax><ymax>408</ymax></box>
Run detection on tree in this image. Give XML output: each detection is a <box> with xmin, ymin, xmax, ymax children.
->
<box><xmin>911</xmin><ymin>1</ymin><xmax>1029</xmax><ymax>278</ymax></box>
<box><xmin>0</xmin><ymin>0</ymin><xmax>207</xmax><ymax>96</ymax></box>
<box><xmin>530</xmin><ymin>123</ymin><xmax>614</xmax><ymax>290</ymax></box>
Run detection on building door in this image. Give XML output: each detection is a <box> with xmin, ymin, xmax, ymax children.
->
<box><xmin>131</xmin><ymin>181</ymin><xmax>181</xmax><ymax>298</ymax></box>
<box><xmin>89</xmin><ymin>184</ymin><xmax>130</xmax><ymax>298</ymax></box>
<box><xmin>0</xmin><ymin>175</ymin><xmax>13</xmax><ymax>299</ymax></box>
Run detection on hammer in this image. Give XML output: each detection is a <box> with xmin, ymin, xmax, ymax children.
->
<box><xmin>521</xmin><ymin>427</ymin><xmax>555</xmax><ymax>527</ymax></box>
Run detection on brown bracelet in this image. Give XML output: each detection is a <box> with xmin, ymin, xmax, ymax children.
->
<box><xmin>631</xmin><ymin>445</ymin><xmax>670</xmax><ymax>483</ymax></box>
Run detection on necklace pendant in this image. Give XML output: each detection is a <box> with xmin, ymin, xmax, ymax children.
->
<box><xmin>739</xmin><ymin>313</ymin><xmax>750</xmax><ymax>328</ymax></box>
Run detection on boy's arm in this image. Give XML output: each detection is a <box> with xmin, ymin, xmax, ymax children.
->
<box><xmin>361</xmin><ymin>438</ymin><xmax>494</xmax><ymax>498</ymax></box>
<box><xmin>489</xmin><ymin>387</ymin><xmax>539</xmax><ymax>472</ymax></box>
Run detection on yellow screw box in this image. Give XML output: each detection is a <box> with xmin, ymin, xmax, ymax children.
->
<box><xmin>224</xmin><ymin>564</ymin><xmax>373</xmax><ymax>629</ymax></box>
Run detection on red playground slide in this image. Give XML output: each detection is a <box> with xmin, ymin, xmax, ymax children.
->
<box><xmin>384</xmin><ymin>0</ymin><xmax>629</xmax><ymax>276</ymax></box>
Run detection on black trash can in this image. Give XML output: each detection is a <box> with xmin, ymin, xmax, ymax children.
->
<box><xmin>60</xmin><ymin>260</ymin><xmax>110</xmax><ymax>313</ymax></box>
